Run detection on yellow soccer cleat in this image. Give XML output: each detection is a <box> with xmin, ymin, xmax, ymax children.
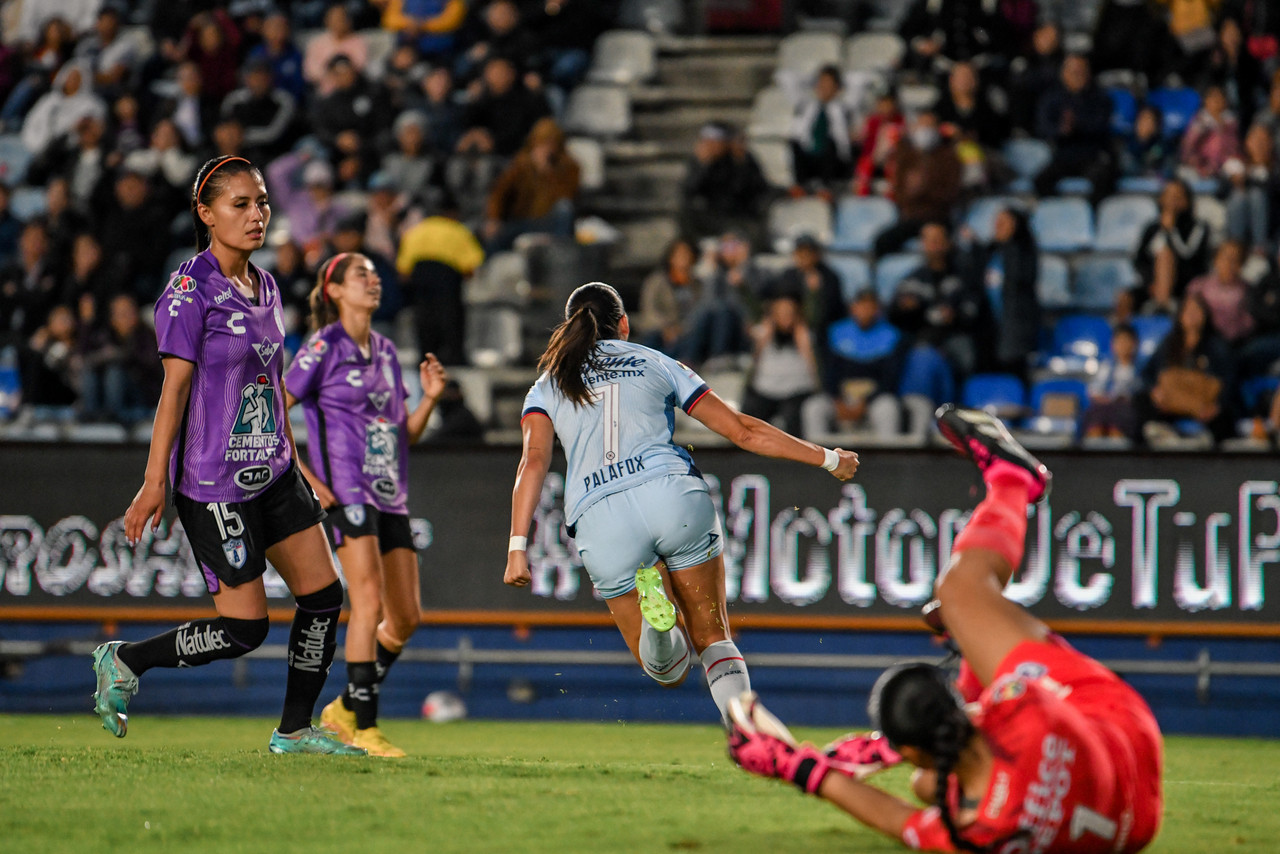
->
<box><xmin>352</xmin><ymin>726</ymin><xmax>407</xmax><ymax>758</ymax></box>
<box><xmin>319</xmin><ymin>696</ymin><xmax>357</xmax><ymax>744</ymax></box>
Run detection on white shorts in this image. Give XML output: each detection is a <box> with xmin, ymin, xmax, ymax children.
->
<box><xmin>573</xmin><ymin>474</ymin><xmax>724</xmax><ymax>599</ymax></box>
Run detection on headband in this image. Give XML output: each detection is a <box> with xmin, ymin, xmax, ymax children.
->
<box><xmin>321</xmin><ymin>252</ymin><xmax>351</xmax><ymax>303</ymax></box>
<box><xmin>195</xmin><ymin>156</ymin><xmax>251</xmax><ymax>203</ymax></box>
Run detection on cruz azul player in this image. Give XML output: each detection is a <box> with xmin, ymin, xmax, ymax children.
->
<box><xmin>726</xmin><ymin>406</ymin><xmax>1164</xmax><ymax>853</ymax></box>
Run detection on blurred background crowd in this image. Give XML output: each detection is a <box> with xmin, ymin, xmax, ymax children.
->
<box><xmin>2</xmin><ymin>0</ymin><xmax>1280</xmax><ymax>451</ymax></box>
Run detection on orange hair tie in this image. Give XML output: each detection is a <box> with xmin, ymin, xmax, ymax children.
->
<box><xmin>195</xmin><ymin>156</ymin><xmax>251</xmax><ymax>204</ymax></box>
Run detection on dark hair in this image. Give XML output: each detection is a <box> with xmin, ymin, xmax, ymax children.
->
<box><xmin>817</xmin><ymin>64</ymin><xmax>843</xmax><ymax>86</ymax></box>
<box><xmin>190</xmin><ymin>155</ymin><xmax>262</xmax><ymax>250</ymax></box>
<box><xmin>308</xmin><ymin>252</ymin><xmax>363</xmax><ymax>331</ymax></box>
<box><xmin>998</xmin><ymin>207</ymin><xmax>1035</xmax><ymax>250</ymax></box>
<box><xmin>1167</xmin><ymin>292</ymin><xmax>1214</xmax><ymax>365</ymax></box>
<box><xmin>1112</xmin><ymin>322</ymin><xmax>1137</xmax><ymax>341</ymax></box>
<box><xmin>869</xmin><ymin>663</ymin><xmax>986</xmax><ymax>853</ymax></box>
<box><xmin>539</xmin><ymin>282</ymin><xmax>625</xmax><ymax>408</ymax></box>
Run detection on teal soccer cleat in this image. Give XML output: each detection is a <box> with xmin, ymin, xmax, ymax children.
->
<box><xmin>268</xmin><ymin>727</ymin><xmax>369</xmax><ymax>755</ymax></box>
<box><xmin>91</xmin><ymin>641</ymin><xmax>139</xmax><ymax>738</ymax></box>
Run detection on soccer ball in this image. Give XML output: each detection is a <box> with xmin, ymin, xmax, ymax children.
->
<box><xmin>421</xmin><ymin>690</ymin><xmax>467</xmax><ymax>722</ymax></box>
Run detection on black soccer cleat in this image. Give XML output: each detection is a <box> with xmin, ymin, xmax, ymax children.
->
<box><xmin>935</xmin><ymin>404</ymin><xmax>1051</xmax><ymax>504</ymax></box>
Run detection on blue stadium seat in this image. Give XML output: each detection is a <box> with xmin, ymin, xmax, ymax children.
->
<box><xmin>1148</xmin><ymin>87</ymin><xmax>1201</xmax><ymax>138</ymax></box>
<box><xmin>874</xmin><ymin>252</ymin><xmax>922</xmax><ymax>301</ymax></box>
<box><xmin>1107</xmin><ymin>87</ymin><xmax>1138</xmax><ymax>136</ymax></box>
<box><xmin>1003</xmin><ymin>138</ymin><xmax>1051</xmax><ymax>193</ymax></box>
<box><xmin>962</xmin><ymin>373</ymin><xmax>1026</xmax><ymax>416</ymax></box>
<box><xmin>1073</xmin><ymin>256</ymin><xmax>1137</xmax><ymax>311</ymax></box>
<box><xmin>1030</xmin><ymin>377</ymin><xmax>1089</xmax><ymax>414</ymax></box>
<box><xmin>1026</xmin><ymin>377</ymin><xmax>1089</xmax><ymax>434</ymax></box>
<box><xmin>10</xmin><ymin>186</ymin><xmax>47</xmax><ymax>221</ymax></box>
<box><xmin>1241</xmin><ymin>376</ymin><xmax>1280</xmax><ymax>412</ymax></box>
<box><xmin>1117</xmin><ymin>175</ymin><xmax>1165</xmax><ymax>195</ymax></box>
<box><xmin>1031</xmin><ymin>198</ymin><xmax>1094</xmax><ymax>252</ymax></box>
<box><xmin>1094</xmin><ymin>194</ymin><xmax>1159</xmax><ymax>253</ymax></box>
<box><xmin>830</xmin><ymin>195</ymin><xmax>897</xmax><ymax>253</ymax></box>
<box><xmin>1055</xmin><ymin>177</ymin><xmax>1093</xmax><ymax>196</ymax></box>
<box><xmin>1052</xmin><ymin>313</ymin><xmax>1112</xmax><ymax>361</ymax></box>
<box><xmin>1037</xmin><ymin>254</ymin><xmax>1072</xmax><ymax>309</ymax></box>
<box><xmin>826</xmin><ymin>254</ymin><xmax>872</xmax><ymax>302</ymax></box>
<box><xmin>1129</xmin><ymin>314</ymin><xmax>1172</xmax><ymax>366</ymax></box>
<box><xmin>0</xmin><ymin>135</ymin><xmax>32</xmax><ymax>184</ymax></box>
<box><xmin>962</xmin><ymin>196</ymin><xmax>1023</xmax><ymax>243</ymax></box>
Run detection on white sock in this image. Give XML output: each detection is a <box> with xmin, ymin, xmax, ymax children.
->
<box><xmin>639</xmin><ymin>621</ymin><xmax>691</xmax><ymax>685</ymax></box>
<box><xmin>699</xmin><ymin>640</ymin><xmax>750</xmax><ymax>721</ymax></box>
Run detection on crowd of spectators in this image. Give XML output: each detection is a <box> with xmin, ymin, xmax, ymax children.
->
<box><xmin>0</xmin><ymin>0</ymin><xmax>615</xmax><ymax>429</ymax></box>
<box><xmin>666</xmin><ymin>0</ymin><xmax>1280</xmax><ymax>447</ymax></box>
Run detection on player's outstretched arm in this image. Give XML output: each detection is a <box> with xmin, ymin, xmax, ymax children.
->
<box><xmin>815</xmin><ymin>773</ymin><xmax>919</xmax><ymax>842</ymax></box>
<box><xmin>406</xmin><ymin>354</ymin><xmax>447</xmax><ymax>444</ymax></box>
<box><xmin>505</xmin><ymin>413</ymin><xmax>554</xmax><ymax>587</ymax></box>
<box><xmin>125</xmin><ymin>357</ymin><xmax>193</xmax><ymax>544</ymax></box>
<box><xmin>689</xmin><ymin>390</ymin><xmax>858</xmax><ymax>480</ymax></box>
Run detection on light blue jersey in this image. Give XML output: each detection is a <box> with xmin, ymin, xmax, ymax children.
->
<box><xmin>522</xmin><ymin>340</ymin><xmax>712</xmax><ymax>526</ymax></box>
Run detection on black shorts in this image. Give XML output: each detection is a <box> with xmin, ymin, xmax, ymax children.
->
<box><xmin>329</xmin><ymin>504</ymin><xmax>415</xmax><ymax>554</ymax></box>
<box><xmin>175</xmin><ymin>462</ymin><xmax>326</xmax><ymax>594</ymax></box>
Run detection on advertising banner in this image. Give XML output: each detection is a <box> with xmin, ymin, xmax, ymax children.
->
<box><xmin>2</xmin><ymin>445</ymin><xmax>1279</xmax><ymax>628</ymax></box>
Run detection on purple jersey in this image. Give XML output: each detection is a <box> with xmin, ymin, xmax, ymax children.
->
<box><xmin>154</xmin><ymin>251</ymin><xmax>292</xmax><ymax>503</ymax></box>
<box><xmin>283</xmin><ymin>323</ymin><xmax>410</xmax><ymax>514</ymax></box>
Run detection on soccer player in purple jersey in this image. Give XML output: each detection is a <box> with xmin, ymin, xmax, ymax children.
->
<box><xmin>92</xmin><ymin>155</ymin><xmax>365</xmax><ymax>755</ymax></box>
<box><xmin>283</xmin><ymin>251</ymin><xmax>447</xmax><ymax>757</ymax></box>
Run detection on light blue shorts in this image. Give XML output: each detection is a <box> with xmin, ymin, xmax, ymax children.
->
<box><xmin>573</xmin><ymin>474</ymin><xmax>724</xmax><ymax>599</ymax></box>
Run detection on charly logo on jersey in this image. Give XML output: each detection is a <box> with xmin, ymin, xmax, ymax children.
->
<box><xmin>232</xmin><ymin>375</ymin><xmax>277</xmax><ymax>435</ymax></box>
<box><xmin>222</xmin><ymin>538</ymin><xmax>247</xmax><ymax>570</ymax></box>
<box><xmin>234</xmin><ymin>465</ymin><xmax>272</xmax><ymax>491</ymax></box>
<box><xmin>252</xmin><ymin>337</ymin><xmax>280</xmax><ymax>366</ymax></box>
<box><xmin>368</xmin><ymin>391</ymin><xmax>391</xmax><ymax>411</ymax></box>
<box><xmin>343</xmin><ymin>504</ymin><xmax>366</xmax><ymax>527</ymax></box>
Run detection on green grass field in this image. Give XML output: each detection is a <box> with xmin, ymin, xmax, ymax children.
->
<box><xmin>2</xmin><ymin>715</ymin><xmax>1277</xmax><ymax>853</ymax></box>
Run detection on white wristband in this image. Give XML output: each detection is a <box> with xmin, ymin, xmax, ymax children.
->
<box><xmin>821</xmin><ymin>448</ymin><xmax>840</xmax><ymax>472</ymax></box>
<box><xmin>509</xmin><ymin>535</ymin><xmax>528</xmax><ymax>552</ymax></box>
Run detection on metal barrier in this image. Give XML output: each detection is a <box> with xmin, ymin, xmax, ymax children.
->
<box><xmin>6</xmin><ymin>639</ymin><xmax>1279</xmax><ymax>704</ymax></box>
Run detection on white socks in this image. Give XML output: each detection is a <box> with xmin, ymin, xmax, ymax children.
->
<box><xmin>639</xmin><ymin>620</ymin><xmax>691</xmax><ymax>685</ymax></box>
<box><xmin>699</xmin><ymin>639</ymin><xmax>750</xmax><ymax>721</ymax></box>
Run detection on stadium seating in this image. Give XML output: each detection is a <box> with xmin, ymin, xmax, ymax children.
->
<box><xmin>1031</xmin><ymin>198</ymin><xmax>1094</xmax><ymax>252</ymax></box>
<box><xmin>830</xmin><ymin>195</ymin><xmax>897</xmax><ymax>252</ymax></box>
<box><xmin>1051</xmin><ymin>313</ymin><xmax>1113</xmax><ymax>364</ymax></box>
<box><xmin>1240</xmin><ymin>376</ymin><xmax>1280</xmax><ymax>412</ymax></box>
<box><xmin>1026</xmin><ymin>376</ymin><xmax>1089</xmax><ymax>435</ymax></box>
<box><xmin>1147</xmin><ymin>87</ymin><xmax>1201</xmax><ymax>138</ymax></box>
<box><xmin>896</xmin><ymin>82</ymin><xmax>940</xmax><ymax>112</ymax></box>
<box><xmin>749</xmin><ymin>138</ymin><xmax>795</xmax><ymax>188</ymax></box>
<box><xmin>826</xmin><ymin>254</ymin><xmax>872</xmax><ymax>302</ymax></box>
<box><xmin>587</xmin><ymin>31</ymin><xmax>657</xmax><ymax>85</ymax></box>
<box><xmin>1003</xmin><ymin>138</ymin><xmax>1052</xmax><ymax>191</ymax></box>
<box><xmin>1107</xmin><ymin>86</ymin><xmax>1138</xmax><ymax>136</ymax></box>
<box><xmin>843</xmin><ymin>32</ymin><xmax>905</xmax><ymax>72</ymax></box>
<box><xmin>0</xmin><ymin>135</ymin><xmax>32</xmax><ymax>185</ymax></box>
<box><xmin>962</xmin><ymin>373</ymin><xmax>1027</xmax><ymax>416</ymax></box>
<box><xmin>618</xmin><ymin>0</ymin><xmax>684</xmax><ymax>32</ymax></box>
<box><xmin>1117</xmin><ymin>175</ymin><xmax>1166</xmax><ymax>194</ymax></box>
<box><xmin>466</xmin><ymin>305</ymin><xmax>523</xmax><ymax>368</ymax></box>
<box><xmin>1129</xmin><ymin>315</ymin><xmax>1173</xmax><ymax>366</ymax></box>
<box><xmin>746</xmin><ymin>86</ymin><xmax>794</xmax><ymax>139</ymax></box>
<box><xmin>1037</xmin><ymin>254</ymin><xmax>1072</xmax><ymax>309</ymax></box>
<box><xmin>1194</xmin><ymin>195</ymin><xmax>1228</xmax><ymax>241</ymax></box>
<box><xmin>1073</xmin><ymin>256</ymin><xmax>1137</xmax><ymax>311</ymax></box>
<box><xmin>1055</xmin><ymin>177</ymin><xmax>1094</xmax><ymax>196</ymax></box>
<box><xmin>563</xmin><ymin>85</ymin><xmax>632</xmax><ymax>137</ymax></box>
<box><xmin>775</xmin><ymin>31</ymin><xmax>843</xmax><ymax>78</ymax></box>
<box><xmin>566</xmin><ymin>137</ymin><xmax>605</xmax><ymax>192</ymax></box>
<box><xmin>1094</xmin><ymin>194</ymin><xmax>1159</xmax><ymax>253</ymax></box>
<box><xmin>962</xmin><ymin>195</ymin><xmax>1024</xmax><ymax>243</ymax></box>
<box><xmin>10</xmin><ymin>187</ymin><xmax>47</xmax><ymax>221</ymax></box>
<box><xmin>767</xmin><ymin>197</ymin><xmax>834</xmax><ymax>247</ymax></box>
<box><xmin>873</xmin><ymin>252</ymin><xmax>922</xmax><ymax>301</ymax></box>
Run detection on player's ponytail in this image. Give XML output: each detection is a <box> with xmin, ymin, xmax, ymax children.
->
<box><xmin>538</xmin><ymin>282</ymin><xmax>625</xmax><ymax>408</ymax></box>
<box><xmin>190</xmin><ymin>155</ymin><xmax>262</xmax><ymax>250</ymax></box>
<box><xmin>308</xmin><ymin>252</ymin><xmax>360</xmax><ymax>331</ymax></box>
<box><xmin>869</xmin><ymin>663</ymin><xmax>988</xmax><ymax>853</ymax></box>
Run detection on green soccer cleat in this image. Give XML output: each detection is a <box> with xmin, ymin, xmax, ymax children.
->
<box><xmin>268</xmin><ymin>726</ymin><xmax>369</xmax><ymax>755</ymax></box>
<box><xmin>636</xmin><ymin>565</ymin><xmax>677</xmax><ymax>632</ymax></box>
<box><xmin>91</xmin><ymin>641</ymin><xmax>139</xmax><ymax>738</ymax></box>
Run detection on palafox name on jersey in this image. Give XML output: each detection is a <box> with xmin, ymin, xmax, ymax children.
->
<box><xmin>583</xmin><ymin>454</ymin><xmax>646</xmax><ymax>492</ymax></box>
<box><xmin>584</xmin><ymin>354</ymin><xmax>646</xmax><ymax>384</ymax></box>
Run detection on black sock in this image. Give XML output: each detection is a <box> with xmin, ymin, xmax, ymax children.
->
<box><xmin>116</xmin><ymin>617</ymin><xmax>269</xmax><ymax>676</ymax></box>
<box><xmin>279</xmin><ymin>581</ymin><xmax>342</xmax><ymax>734</ymax></box>
<box><xmin>346</xmin><ymin>661</ymin><xmax>379</xmax><ymax>730</ymax></box>
<box><xmin>375</xmin><ymin>640</ymin><xmax>401</xmax><ymax>684</ymax></box>
<box><xmin>341</xmin><ymin>640</ymin><xmax>401</xmax><ymax>710</ymax></box>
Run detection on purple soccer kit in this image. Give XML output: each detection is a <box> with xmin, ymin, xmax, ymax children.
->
<box><xmin>154</xmin><ymin>250</ymin><xmax>292</xmax><ymax>501</ymax></box>
<box><xmin>283</xmin><ymin>323</ymin><xmax>410</xmax><ymax>514</ymax></box>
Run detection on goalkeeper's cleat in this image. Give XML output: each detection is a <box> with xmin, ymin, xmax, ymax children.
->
<box><xmin>726</xmin><ymin>691</ymin><xmax>830</xmax><ymax>795</ymax></box>
<box><xmin>319</xmin><ymin>696</ymin><xmax>357</xmax><ymax>744</ymax></box>
<box><xmin>635</xmin><ymin>565</ymin><xmax>677</xmax><ymax>632</ymax></box>
<box><xmin>935</xmin><ymin>404</ymin><xmax>1051</xmax><ymax>503</ymax></box>
<box><xmin>91</xmin><ymin>641</ymin><xmax>138</xmax><ymax>738</ymax></box>
<box><xmin>268</xmin><ymin>726</ymin><xmax>368</xmax><ymax>755</ymax></box>
<box><xmin>352</xmin><ymin>726</ymin><xmax>407</xmax><ymax>758</ymax></box>
<box><xmin>822</xmin><ymin>731</ymin><xmax>903</xmax><ymax>781</ymax></box>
